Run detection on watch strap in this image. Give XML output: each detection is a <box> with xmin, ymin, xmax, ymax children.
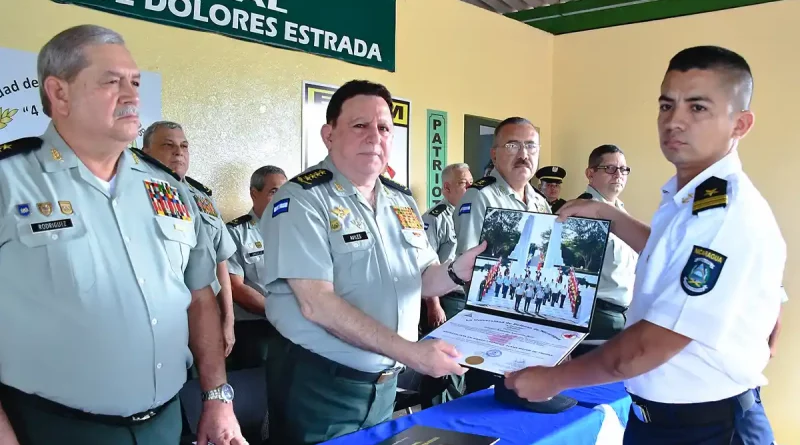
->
<box><xmin>448</xmin><ymin>261</ymin><xmax>468</xmax><ymax>286</ymax></box>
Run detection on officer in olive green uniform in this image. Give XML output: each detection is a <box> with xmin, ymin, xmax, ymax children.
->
<box><xmin>0</xmin><ymin>127</ymin><xmax>217</xmax><ymax>444</ymax></box>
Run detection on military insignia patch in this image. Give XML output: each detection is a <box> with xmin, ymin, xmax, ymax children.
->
<box><xmin>0</xmin><ymin>137</ymin><xmax>43</xmax><ymax>161</ymax></box>
<box><xmin>681</xmin><ymin>246</ymin><xmax>727</xmax><ymax>296</ymax></box>
<box><xmin>379</xmin><ymin>175</ymin><xmax>412</xmax><ymax>196</ymax></box>
<box><xmin>226</xmin><ymin>214</ymin><xmax>253</xmax><ymax>227</ymax></box>
<box><xmin>58</xmin><ymin>201</ymin><xmax>73</xmax><ymax>215</ymax></box>
<box><xmin>459</xmin><ymin>203</ymin><xmax>471</xmax><ymax>215</ymax></box>
<box><xmin>290</xmin><ymin>169</ymin><xmax>333</xmax><ymax>190</ymax></box>
<box><xmin>391</xmin><ymin>206</ymin><xmax>423</xmax><ymax>230</ymax></box>
<box><xmin>428</xmin><ymin>203</ymin><xmax>447</xmax><ymax>217</ymax></box>
<box><xmin>468</xmin><ymin>176</ymin><xmax>496</xmax><ymax>190</ymax></box>
<box><xmin>424</xmin><ymin>222</ymin><xmax>430</xmax><ymax>230</ymax></box>
<box><xmin>333</xmin><ymin>182</ymin><xmax>345</xmax><ymax>192</ymax></box>
<box><xmin>255</xmin><ymin>241</ymin><xmax>263</xmax><ymax>248</ymax></box>
<box><xmin>51</xmin><ymin>148</ymin><xmax>62</xmax><ymax>161</ymax></box>
<box><xmin>37</xmin><ymin>202</ymin><xmax>53</xmax><ymax>217</ymax></box>
<box><xmin>330</xmin><ymin>218</ymin><xmax>342</xmax><ymax>232</ymax></box>
<box><xmin>186</xmin><ymin>176</ymin><xmax>213</xmax><ymax>197</ymax></box>
<box><xmin>193</xmin><ymin>195</ymin><xmax>219</xmax><ymax>218</ymax></box>
<box><xmin>331</xmin><ymin>206</ymin><xmax>350</xmax><ymax>219</ymax></box>
<box><xmin>16</xmin><ymin>203</ymin><xmax>30</xmax><ymax>217</ymax></box>
<box><xmin>692</xmin><ymin>177</ymin><xmax>728</xmax><ymax>215</ymax></box>
<box><xmin>144</xmin><ymin>180</ymin><xmax>192</xmax><ymax>221</ymax></box>
<box><xmin>272</xmin><ymin>198</ymin><xmax>290</xmax><ymax>217</ymax></box>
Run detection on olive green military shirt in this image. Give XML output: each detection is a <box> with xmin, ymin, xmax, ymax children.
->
<box><xmin>421</xmin><ymin>200</ymin><xmax>457</xmax><ymax>264</ymax></box>
<box><xmin>226</xmin><ymin>209</ymin><xmax>268</xmax><ymax>321</ymax></box>
<box><xmin>260</xmin><ymin>157</ymin><xmax>439</xmax><ymax>373</ymax></box>
<box><xmin>185</xmin><ymin>177</ymin><xmax>237</xmax><ymax>296</ymax></box>
<box><xmin>455</xmin><ymin>169</ymin><xmax>551</xmax><ymax>255</ymax></box>
<box><xmin>0</xmin><ymin>124</ymin><xmax>216</xmax><ymax>417</ymax></box>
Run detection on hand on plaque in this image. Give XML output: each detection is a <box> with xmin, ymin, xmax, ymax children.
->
<box><xmin>504</xmin><ymin>366</ymin><xmax>562</xmax><ymax>402</ymax></box>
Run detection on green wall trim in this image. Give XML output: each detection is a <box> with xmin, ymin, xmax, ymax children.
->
<box><xmin>506</xmin><ymin>0</ymin><xmax>782</xmax><ymax>35</ymax></box>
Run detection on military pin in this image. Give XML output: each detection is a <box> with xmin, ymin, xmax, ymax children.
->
<box><xmin>132</xmin><ymin>151</ymin><xmax>140</xmax><ymax>164</ymax></box>
<box><xmin>334</xmin><ymin>182</ymin><xmax>344</xmax><ymax>192</ymax></box>
<box><xmin>330</xmin><ymin>218</ymin><xmax>342</xmax><ymax>232</ymax></box>
<box><xmin>58</xmin><ymin>201</ymin><xmax>73</xmax><ymax>215</ymax></box>
<box><xmin>255</xmin><ymin>241</ymin><xmax>263</xmax><ymax>248</ymax></box>
<box><xmin>37</xmin><ymin>202</ymin><xmax>53</xmax><ymax>216</ymax></box>
<box><xmin>51</xmin><ymin>149</ymin><xmax>62</xmax><ymax>161</ymax></box>
<box><xmin>16</xmin><ymin>203</ymin><xmax>31</xmax><ymax>217</ymax></box>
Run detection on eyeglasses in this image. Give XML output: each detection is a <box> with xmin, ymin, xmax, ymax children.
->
<box><xmin>593</xmin><ymin>165</ymin><xmax>631</xmax><ymax>175</ymax></box>
<box><xmin>502</xmin><ymin>141</ymin><xmax>540</xmax><ymax>154</ymax></box>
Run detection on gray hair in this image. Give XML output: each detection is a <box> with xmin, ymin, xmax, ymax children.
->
<box><xmin>442</xmin><ymin>163</ymin><xmax>470</xmax><ymax>182</ymax></box>
<box><xmin>142</xmin><ymin>121</ymin><xmax>183</xmax><ymax>148</ymax></box>
<box><xmin>38</xmin><ymin>25</ymin><xmax>126</xmax><ymax>117</ymax></box>
<box><xmin>250</xmin><ymin>166</ymin><xmax>287</xmax><ymax>191</ymax></box>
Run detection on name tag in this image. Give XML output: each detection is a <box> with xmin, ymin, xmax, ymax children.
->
<box><xmin>343</xmin><ymin>231</ymin><xmax>368</xmax><ymax>243</ymax></box>
<box><xmin>248</xmin><ymin>250</ymin><xmax>265</xmax><ymax>258</ymax></box>
<box><xmin>31</xmin><ymin>218</ymin><xmax>74</xmax><ymax>233</ymax></box>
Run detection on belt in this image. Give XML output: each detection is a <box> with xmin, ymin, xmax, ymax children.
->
<box><xmin>284</xmin><ymin>336</ymin><xmax>402</xmax><ymax>384</ymax></box>
<box><xmin>0</xmin><ymin>383</ymin><xmax>175</xmax><ymax>427</ymax></box>
<box><xmin>596</xmin><ymin>299</ymin><xmax>628</xmax><ymax>313</ymax></box>
<box><xmin>629</xmin><ymin>390</ymin><xmax>755</xmax><ymax>427</ymax></box>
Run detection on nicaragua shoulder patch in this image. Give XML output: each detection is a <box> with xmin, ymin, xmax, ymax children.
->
<box><xmin>185</xmin><ymin>175</ymin><xmax>212</xmax><ymax>196</ymax></box>
<box><xmin>227</xmin><ymin>214</ymin><xmax>253</xmax><ymax>227</ymax></box>
<box><xmin>272</xmin><ymin>198</ymin><xmax>290</xmax><ymax>217</ymax></box>
<box><xmin>469</xmin><ymin>176</ymin><xmax>497</xmax><ymax>190</ymax></box>
<box><xmin>459</xmin><ymin>203</ymin><xmax>471</xmax><ymax>215</ymax></box>
<box><xmin>681</xmin><ymin>245</ymin><xmax>727</xmax><ymax>296</ymax></box>
<box><xmin>130</xmin><ymin>148</ymin><xmax>181</xmax><ymax>181</ymax></box>
<box><xmin>290</xmin><ymin>169</ymin><xmax>333</xmax><ymax>190</ymax></box>
<box><xmin>692</xmin><ymin>176</ymin><xmax>728</xmax><ymax>215</ymax></box>
<box><xmin>379</xmin><ymin>175</ymin><xmax>412</xmax><ymax>196</ymax></box>
<box><xmin>428</xmin><ymin>203</ymin><xmax>447</xmax><ymax>217</ymax></box>
<box><xmin>0</xmin><ymin>137</ymin><xmax>43</xmax><ymax>161</ymax></box>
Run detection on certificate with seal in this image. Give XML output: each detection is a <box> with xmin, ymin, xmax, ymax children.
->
<box><xmin>423</xmin><ymin>208</ymin><xmax>612</xmax><ymax>375</ymax></box>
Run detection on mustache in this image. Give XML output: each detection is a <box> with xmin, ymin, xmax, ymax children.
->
<box><xmin>514</xmin><ymin>159</ymin><xmax>531</xmax><ymax>168</ymax></box>
<box><xmin>114</xmin><ymin>105</ymin><xmax>139</xmax><ymax>118</ymax></box>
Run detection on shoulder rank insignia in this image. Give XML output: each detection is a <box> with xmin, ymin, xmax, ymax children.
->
<box><xmin>185</xmin><ymin>175</ymin><xmax>212</xmax><ymax>196</ymax></box>
<box><xmin>379</xmin><ymin>176</ymin><xmax>412</xmax><ymax>196</ymax></box>
<box><xmin>469</xmin><ymin>176</ymin><xmax>496</xmax><ymax>190</ymax></box>
<box><xmin>681</xmin><ymin>245</ymin><xmax>727</xmax><ymax>296</ymax></box>
<box><xmin>692</xmin><ymin>176</ymin><xmax>728</xmax><ymax>215</ymax></box>
<box><xmin>428</xmin><ymin>203</ymin><xmax>447</xmax><ymax>217</ymax></box>
<box><xmin>0</xmin><ymin>137</ymin><xmax>43</xmax><ymax>161</ymax></box>
<box><xmin>290</xmin><ymin>169</ymin><xmax>333</xmax><ymax>190</ymax></box>
<box><xmin>227</xmin><ymin>214</ymin><xmax>253</xmax><ymax>227</ymax></box>
<box><xmin>130</xmin><ymin>147</ymin><xmax>180</xmax><ymax>181</ymax></box>
<box><xmin>577</xmin><ymin>192</ymin><xmax>593</xmax><ymax>200</ymax></box>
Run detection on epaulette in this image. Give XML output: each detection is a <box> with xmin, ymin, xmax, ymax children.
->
<box><xmin>577</xmin><ymin>192</ymin><xmax>593</xmax><ymax>200</ymax></box>
<box><xmin>469</xmin><ymin>176</ymin><xmax>496</xmax><ymax>190</ymax></box>
<box><xmin>428</xmin><ymin>203</ymin><xmax>447</xmax><ymax>217</ymax></box>
<box><xmin>290</xmin><ymin>169</ymin><xmax>333</xmax><ymax>190</ymax></box>
<box><xmin>379</xmin><ymin>175</ymin><xmax>412</xmax><ymax>196</ymax></box>
<box><xmin>0</xmin><ymin>137</ymin><xmax>43</xmax><ymax>161</ymax></box>
<box><xmin>185</xmin><ymin>175</ymin><xmax>212</xmax><ymax>196</ymax></box>
<box><xmin>227</xmin><ymin>214</ymin><xmax>252</xmax><ymax>227</ymax></box>
<box><xmin>130</xmin><ymin>147</ymin><xmax>180</xmax><ymax>181</ymax></box>
<box><xmin>692</xmin><ymin>176</ymin><xmax>728</xmax><ymax>215</ymax></box>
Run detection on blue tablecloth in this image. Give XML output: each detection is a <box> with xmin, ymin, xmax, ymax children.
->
<box><xmin>323</xmin><ymin>382</ymin><xmax>632</xmax><ymax>445</ymax></box>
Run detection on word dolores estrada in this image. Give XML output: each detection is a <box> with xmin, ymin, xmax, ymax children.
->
<box><xmin>140</xmin><ymin>0</ymin><xmax>384</xmax><ymax>62</ymax></box>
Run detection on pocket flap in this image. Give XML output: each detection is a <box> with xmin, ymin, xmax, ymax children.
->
<box><xmin>155</xmin><ymin>216</ymin><xmax>197</xmax><ymax>247</ymax></box>
<box><xmin>401</xmin><ymin>229</ymin><xmax>428</xmax><ymax>249</ymax></box>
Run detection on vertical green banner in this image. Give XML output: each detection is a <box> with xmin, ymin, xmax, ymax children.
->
<box><xmin>427</xmin><ymin>110</ymin><xmax>448</xmax><ymax>209</ymax></box>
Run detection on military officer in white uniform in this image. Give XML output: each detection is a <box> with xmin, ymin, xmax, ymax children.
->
<box><xmin>0</xmin><ymin>25</ymin><xmax>245</xmax><ymax>445</ymax></box>
<box><xmin>259</xmin><ymin>80</ymin><xmax>485</xmax><ymax>444</ymax></box>
<box><xmin>571</xmin><ymin>144</ymin><xmax>638</xmax><ymax>357</ymax></box>
<box><xmin>454</xmin><ymin>116</ymin><xmax>550</xmax><ymax>393</ymax></box>
<box><xmin>226</xmin><ymin>165</ymin><xmax>287</xmax><ymax>370</ymax></box>
<box><xmin>506</xmin><ymin>46</ymin><xmax>784</xmax><ymax>445</ymax></box>
<box><xmin>142</xmin><ymin>121</ymin><xmax>238</xmax><ymax>358</ymax></box>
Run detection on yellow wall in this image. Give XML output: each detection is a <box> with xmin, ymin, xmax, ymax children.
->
<box><xmin>0</xmin><ymin>0</ymin><xmax>553</xmax><ymax>217</ymax></box>
<box><xmin>552</xmin><ymin>1</ymin><xmax>800</xmax><ymax>442</ymax></box>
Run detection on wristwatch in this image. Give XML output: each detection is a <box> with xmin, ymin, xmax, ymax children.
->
<box><xmin>201</xmin><ymin>383</ymin><xmax>235</xmax><ymax>403</ymax></box>
<box><xmin>448</xmin><ymin>261</ymin><xmax>468</xmax><ymax>286</ymax></box>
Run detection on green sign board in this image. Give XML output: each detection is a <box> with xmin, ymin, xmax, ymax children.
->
<box><xmin>52</xmin><ymin>0</ymin><xmax>396</xmax><ymax>72</ymax></box>
<box><xmin>426</xmin><ymin>110</ymin><xmax>447</xmax><ymax>209</ymax></box>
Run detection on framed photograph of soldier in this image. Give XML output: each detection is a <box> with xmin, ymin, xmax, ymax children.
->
<box><xmin>423</xmin><ymin>208</ymin><xmax>612</xmax><ymax>375</ymax></box>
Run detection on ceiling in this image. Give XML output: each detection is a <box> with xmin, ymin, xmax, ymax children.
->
<box><xmin>461</xmin><ymin>0</ymin><xmax>782</xmax><ymax>35</ymax></box>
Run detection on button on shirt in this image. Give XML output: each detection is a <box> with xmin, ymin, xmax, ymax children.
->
<box><xmin>186</xmin><ymin>180</ymin><xmax>236</xmax><ymax>295</ymax></box>
<box><xmin>0</xmin><ymin>124</ymin><xmax>216</xmax><ymax>416</ymax></box>
<box><xmin>226</xmin><ymin>210</ymin><xmax>268</xmax><ymax>321</ymax></box>
<box><xmin>455</xmin><ymin>169</ymin><xmax>551</xmax><ymax>255</ymax></box>
<box><xmin>625</xmin><ymin>152</ymin><xmax>785</xmax><ymax>403</ymax></box>
<box><xmin>260</xmin><ymin>157</ymin><xmax>439</xmax><ymax>373</ymax></box>
<box><xmin>584</xmin><ymin>186</ymin><xmax>638</xmax><ymax>308</ymax></box>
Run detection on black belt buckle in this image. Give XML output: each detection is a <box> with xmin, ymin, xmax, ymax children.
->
<box><xmin>130</xmin><ymin>409</ymin><xmax>157</xmax><ymax>423</ymax></box>
<box><xmin>631</xmin><ymin>401</ymin><xmax>652</xmax><ymax>423</ymax></box>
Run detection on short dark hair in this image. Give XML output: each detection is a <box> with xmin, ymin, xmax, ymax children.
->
<box><xmin>588</xmin><ymin>144</ymin><xmax>624</xmax><ymax>168</ymax></box>
<box><xmin>666</xmin><ymin>45</ymin><xmax>754</xmax><ymax>110</ymax></box>
<box><xmin>326</xmin><ymin>80</ymin><xmax>393</xmax><ymax>126</ymax></box>
<box><xmin>493</xmin><ymin>117</ymin><xmax>535</xmax><ymax>146</ymax></box>
<box><xmin>250</xmin><ymin>165</ymin><xmax>286</xmax><ymax>191</ymax></box>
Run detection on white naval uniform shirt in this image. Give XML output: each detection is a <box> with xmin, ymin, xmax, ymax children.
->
<box><xmin>625</xmin><ymin>152</ymin><xmax>785</xmax><ymax>403</ymax></box>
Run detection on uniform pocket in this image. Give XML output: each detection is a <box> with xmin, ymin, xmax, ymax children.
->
<box><xmin>154</xmin><ymin>216</ymin><xmax>197</xmax><ymax>278</ymax></box>
<box><xmin>330</xmin><ymin>230</ymin><xmax>375</xmax><ymax>286</ymax></box>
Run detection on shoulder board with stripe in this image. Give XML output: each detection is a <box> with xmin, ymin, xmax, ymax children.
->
<box><xmin>380</xmin><ymin>175</ymin><xmax>412</xmax><ymax>196</ymax></box>
<box><xmin>227</xmin><ymin>214</ymin><xmax>253</xmax><ymax>227</ymax></box>
<box><xmin>428</xmin><ymin>203</ymin><xmax>448</xmax><ymax>217</ymax></box>
<box><xmin>290</xmin><ymin>169</ymin><xmax>333</xmax><ymax>190</ymax></box>
<box><xmin>185</xmin><ymin>175</ymin><xmax>212</xmax><ymax>196</ymax></box>
<box><xmin>0</xmin><ymin>137</ymin><xmax>43</xmax><ymax>161</ymax></box>
<box><xmin>469</xmin><ymin>176</ymin><xmax>496</xmax><ymax>190</ymax></box>
<box><xmin>130</xmin><ymin>147</ymin><xmax>180</xmax><ymax>181</ymax></box>
<box><xmin>692</xmin><ymin>176</ymin><xmax>728</xmax><ymax>215</ymax></box>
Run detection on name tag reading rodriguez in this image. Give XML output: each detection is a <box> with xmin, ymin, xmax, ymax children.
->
<box><xmin>31</xmin><ymin>218</ymin><xmax>73</xmax><ymax>233</ymax></box>
<box><xmin>343</xmin><ymin>231</ymin><xmax>368</xmax><ymax>243</ymax></box>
